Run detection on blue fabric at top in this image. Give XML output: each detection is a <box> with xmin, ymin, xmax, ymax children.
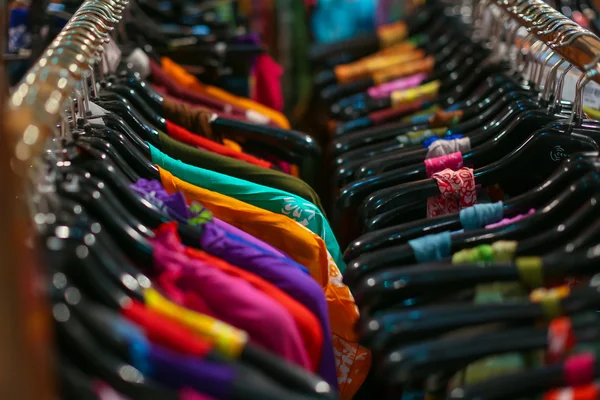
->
<box><xmin>459</xmin><ymin>202</ymin><xmax>504</xmax><ymax>230</ymax></box>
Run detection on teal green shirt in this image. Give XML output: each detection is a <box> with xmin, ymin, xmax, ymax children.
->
<box><xmin>149</xmin><ymin>143</ymin><xmax>346</xmax><ymax>272</ymax></box>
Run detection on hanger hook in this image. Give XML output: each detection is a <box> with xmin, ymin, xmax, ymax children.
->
<box><xmin>525</xmin><ymin>40</ymin><xmax>544</xmax><ymax>84</ymax></box>
<box><xmin>569</xmin><ymin>72</ymin><xmax>591</xmax><ymax>127</ymax></box>
<box><xmin>536</xmin><ymin>49</ymin><xmax>555</xmax><ymax>95</ymax></box>
<box><xmin>543</xmin><ymin>57</ymin><xmax>567</xmax><ymax>106</ymax></box>
<box><xmin>553</xmin><ymin>64</ymin><xmax>574</xmax><ymax>113</ymax></box>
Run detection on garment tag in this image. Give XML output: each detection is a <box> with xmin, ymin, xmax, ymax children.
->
<box><xmin>87</xmin><ymin>101</ymin><xmax>108</xmax><ymax>126</ymax></box>
<box><xmin>245</xmin><ymin>110</ymin><xmax>270</xmax><ymax>125</ymax></box>
<box><xmin>561</xmin><ymin>71</ymin><xmax>600</xmax><ymax>110</ymax></box>
<box><xmin>539</xmin><ymin>62</ymin><xmax>600</xmax><ymax>110</ymax></box>
<box><xmin>126</xmin><ymin>48</ymin><xmax>151</xmax><ymax>79</ymax></box>
<box><xmin>102</xmin><ymin>39</ymin><xmax>122</xmax><ymax>74</ymax></box>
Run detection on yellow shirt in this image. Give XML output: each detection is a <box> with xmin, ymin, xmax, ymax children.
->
<box><xmin>158</xmin><ymin>167</ymin><xmax>371</xmax><ymax>399</ymax></box>
<box><xmin>145</xmin><ymin>287</ymin><xmax>247</xmax><ymax>358</ymax></box>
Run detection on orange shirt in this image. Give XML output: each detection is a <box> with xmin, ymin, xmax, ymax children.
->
<box><xmin>158</xmin><ymin>167</ymin><xmax>371</xmax><ymax>399</ymax></box>
<box><xmin>161</xmin><ymin>57</ymin><xmax>291</xmax><ymax>130</ymax></box>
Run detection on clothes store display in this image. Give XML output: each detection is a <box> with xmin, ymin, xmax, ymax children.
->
<box><xmin>9</xmin><ymin>0</ymin><xmax>367</xmax><ymax>396</ymax></box>
<box><xmin>10</xmin><ymin>0</ymin><xmax>600</xmax><ymax>400</ymax></box>
<box><xmin>309</xmin><ymin>0</ymin><xmax>600</xmax><ymax>399</ymax></box>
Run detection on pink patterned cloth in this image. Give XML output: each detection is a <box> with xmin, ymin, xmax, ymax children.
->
<box><xmin>424</xmin><ymin>152</ymin><xmax>463</xmax><ymax>177</ymax></box>
<box><xmin>485</xmin><ymin>209</ymin><xmax>535</xmax><ymax>229</ymax></box>
<box><xmin>367</xmin><ymin>73</ymin><xmax>428</xmax><ymax>99</ymax></box>
<box><xmin>427</xmin><ymin>168</ymin><xmax>477</xmax><ymax>218</ymax></box>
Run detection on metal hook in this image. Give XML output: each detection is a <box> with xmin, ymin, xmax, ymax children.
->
<box><xmin>553</xmin><ymin>64</ymin><xmax>574</xmax><ymax>113</ymax></box>
<box><xmin>525</xmin><ymin>40</ymin><xmax>544</xmax><ymax>83</ymax></box>
<box><xmin>536</xmin><ymin>48</ymin><xmax>555</xmax><ymax>93</ymax></box>
<box><xmin>570</xmin><ymin>72</ymin><xmax>591</xmax><ymax>126</ymax></box>
<box><xmin>543</xmin><ymin>57</ymin><xmax>567</xmax><ymax>105</ymax></box>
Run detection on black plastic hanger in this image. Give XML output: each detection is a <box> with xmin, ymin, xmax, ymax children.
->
<box><xmin>103</xmin><ymin>71</ymin><xmax>322</xmax><ymax>183</ymax></box>
<box><xmin>344</xmin><ymin>153</ymin><xmax>600</xmax><ymax>261</ymax></box>
<box><xmin>55</xmin><ymin>165</ymin><xmax>155</xmax><ymax>265</ymax></box>
<box><xmin>93</xmin><ymin>95</ymin><xmax>163</xmax><ymax>146</ymax></box>
<box><xmin>450</xmin><ymin>349</ymin><xmax>600</xmax><ymax>399</ymax></box>
<box><xmin>352</xmin><ymin>238</ymin><xmax>600</xmax><ymax>315</ymax></box>
<box><xmin>59</xmin><ymin>356</ymin><xmax>102</xmax><ymax>400</ymax></box>
<box><xmin>344</xmin><ymin>171</ymin><xmax>600</xmax><ymax>287</ymax></box>
<box><xmin>333</xmin><ymin>105</ymin><xmax>552</xmax><ymax>237</ymax></box>
<box><xmin>361</xmin><ymin>129</ymin><xmax>600</xmax><ymax>230</ymax></box>
<box><xmin>380</xmin><ymin>310</ymin><xmax>600</xmax><ymax>384</ymax></box>
<box><xmin>78</xmin><ymin>125</ymin><xmax>159</xmax><ymax>180</ymax></box>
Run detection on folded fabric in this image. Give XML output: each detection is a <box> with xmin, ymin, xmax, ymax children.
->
<box><xmin>165</xmin><ymin>120</ymin><xmax>273</xmax><ymax>169</ymax></box>
<box><xmin>149</xmin><ymin>144</ymin><xmax>344</xmax><ymax>272</ymax></box>
<box><xmin>152</xmin><ymin>233</ymin><xmax>312</xmax><ymax>369</ymax></box>
<box><xmin>155</xmin><ymin>222</ymin><xmax>324</xmax><ymax>373</ymax></box>
<box><xmin>154</xmin><ymin>131</ymin><xmax>325</xmax><ymax>213</ymax></box>
<box><xmin>157</xmin><ymin>167</ymin><xmax>371</xmax><ymax>399</ymax></box>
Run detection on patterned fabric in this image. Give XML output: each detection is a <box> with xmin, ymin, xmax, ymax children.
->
<box><xmin>426</xmin><ymin>137</ymin><xmax>471</xmax><ymax>159</ymax></box>
<box><xmin>157</xmin><ymin>168</ymin><xmax>371</xmax><ymax>398</ymax></box>
<box><xmin>130</xmin><ymin>179</ymin><xmax>208</xmax><ymax>223</ymax></box>
<box><xmin>427</xmin><ymin>168</ymin><xmax>477</xmax><ymax>218</ymax></box>
<box><xmin>424</xmin><ymin>152</ymin><xmax>463</xmax><ymax>177</ymax></box>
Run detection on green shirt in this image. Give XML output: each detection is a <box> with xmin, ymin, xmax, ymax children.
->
<box><xmin>149</xmin><ymin>143</ymin><xmax>346</xmax><ymax>272</ymax></box>
<box><xmin>156</xmin><ymin>130</ymin><xmax>326</xmax><ymax>215</ymax></box>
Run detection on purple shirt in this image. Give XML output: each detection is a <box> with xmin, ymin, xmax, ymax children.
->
<box><xmin>193</xmin><ymin>223</ymin><xmax>337</xmax><ymax>387</ymax></box>
<box><xmin>132</xmin><ymin>179</ymin><xmax>336</xmax><ymax>386</ymax></box>
<box><xmin>131</xmin><ymin>179</ymin><xmax>294</xmax><ymax>261</ymax></box>
<box><xmin>148</xmin><ymin>345</ymin><xmax>235</xmax><ymax>399</ymax></box>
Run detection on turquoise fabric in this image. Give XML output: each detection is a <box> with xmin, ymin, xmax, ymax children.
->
<box><xmin>148</xmin><ymin>143</ymin><xmax>347</xmax><ymax>272</ymax></box>
<box><xmin>408</xmin><ymin>231</ymin><xmax>451</xmax><ymax>263</ymax></box>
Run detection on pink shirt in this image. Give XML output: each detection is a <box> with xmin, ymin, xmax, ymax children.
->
<box><xmin>151</xmin><ymin>234</ymin><xmax>311</xmax><ymax>370</ymax></box>
<box><xmin>485</xmin><ymin>209</ymin><xmax>535</xmax><ymax>229</ymax></box>
<box><xmin>367</xmin><ymin>73</ymin><xmax>428</xmax><ymax>99</ymax></box>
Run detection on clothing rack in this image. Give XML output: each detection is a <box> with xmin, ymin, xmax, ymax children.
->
<box><xmin>1</xmin><ymin>0</ymin><xmax>128</xmax><ymax>398</ymax></box>
<box><xmin>487</xmin><ymin>0</ymin><xmax>600</xmax><ymax>83</ymax></box>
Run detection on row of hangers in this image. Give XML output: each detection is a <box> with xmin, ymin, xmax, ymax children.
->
<box><xmin>308</xmin><ymin>0</ymin><xmax>600</xmax><ymax>398</ymax></box>
<box><xmin>6</xmin><ymin>0</ymin><xmax>339</xmax><ymax>399</ymax></box>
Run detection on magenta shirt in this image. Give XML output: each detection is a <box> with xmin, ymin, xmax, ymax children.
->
<box><xmin>151</xmin><ymin>231</ymin><xmax>312</xmax><ymax>370</ymax></box>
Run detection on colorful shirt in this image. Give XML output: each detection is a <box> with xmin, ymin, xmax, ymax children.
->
<box><xmin>130</xmin><ymin>178</ymin><xmax>295</xmax><ymax>261</ymax></box>
<box><xmin>157</xmin><ymin>167</ymin><xmax>371</xmax><ymax>399</ymax></box>
<box><xmin>155</xmin><ymin>222</ymin><xmax>323</xmax><ymax>373</ymax></box>
<box><xmin>151</xmin><ymin>232</ymin><xmax>312</xmax><ymax>369</ymax></box>
<box><xmin>149</xmin><ymin>143</ymin><xmax>346</xmax><ymax>272</ymax></box>
<box><xmin>160</xmin><ymin>57</ymin><xmax>291</xmax><ymax>129</ymax></box>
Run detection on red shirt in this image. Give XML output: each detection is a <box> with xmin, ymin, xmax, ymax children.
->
<box><xmin>122</xmin><ymin>300</ymin><xmax>212</xmax><ymax>357</ymax></box>
<box><xmin>165</xmin><ymin>120</ymin><xmax>273</xmax><ymax>169</ymax></box>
